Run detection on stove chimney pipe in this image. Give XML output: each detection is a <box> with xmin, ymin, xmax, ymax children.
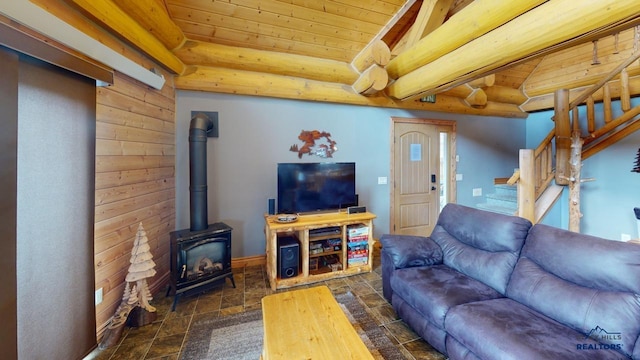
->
<box><xmin>189</xmin><ymin>113</ymin><xmax>214</xmax><ymax>232</ymax></box>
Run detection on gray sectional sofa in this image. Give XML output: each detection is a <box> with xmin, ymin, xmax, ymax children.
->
<box><xmin>381</xmin><ymin>203</ymin><xmax>640</xmax><ymax>360</ymax></box>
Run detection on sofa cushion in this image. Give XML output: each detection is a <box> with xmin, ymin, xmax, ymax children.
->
<box><xmin>507</xmin><ymin>224</ymin><xmax>640</xmax><ymax>358</ymax></box>
<box><xmin>430</xmin><ymin>204</ymin><xmax>532</xmax><ymax>294</ymax></box>
<box><xmin>446</xmin><ymin>298</ymin><xmax>626</xmax><ymax>360</ymax></box>
<box><xmin>391</xmin><ymin>264</ymin><xmax>503</xmax><ymax>329</ymax></box>
<box><xmin>379</xmin><ymin>234</ymin><xmax>443</xmax><ymax>269</ymax></box>
<box><xmin>392</xmin><ymin>295</ymin><xmax>448</xmax><ymax>354</ymax></box>
<box><xmin>445</xmin><ymin>336</ymin><xmax>483</xmax><ymax>360</ymax></box>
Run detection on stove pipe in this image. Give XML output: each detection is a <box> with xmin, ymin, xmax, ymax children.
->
<box><xmin>189</xmin><ymin>113</ymin><xmax>214</xmax><ymax>232</ymax></box>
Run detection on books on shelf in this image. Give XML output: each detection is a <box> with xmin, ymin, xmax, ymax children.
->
<box><xmin>347</xmin><ymin>224</ymin><xmax>369</xmax><ymax>239</ymax></box>
<box><xmin>347</xmin><ymin>225</ymin><xmax>369</xmax><ymax>266</ymax></box>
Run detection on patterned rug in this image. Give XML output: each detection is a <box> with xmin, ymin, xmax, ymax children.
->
<box><xmin>180</xmin><ymin>291</ymin><xmax>406</xmax><ymax>360</ymax></box>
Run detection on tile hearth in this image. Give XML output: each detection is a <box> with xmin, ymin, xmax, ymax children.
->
<box><xmin>86</xmin><ymin>248</ymin><xmax>444</xmax><ymax>360</ymax></box>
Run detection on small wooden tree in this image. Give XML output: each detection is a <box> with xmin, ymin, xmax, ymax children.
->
<box><xmin>99</xmin><ymin>223</ymin><xmax>157</xmax><ymax>349</ymax></box>
<box><xmin>126</xmin><ymin>222</ymin><xmax>157</xmax><ymax>314</ymax></box>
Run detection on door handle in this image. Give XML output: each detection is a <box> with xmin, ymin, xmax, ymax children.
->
<box><xmin>431</xmin><ymin>186</ymin><xmax>436</xmax><ymax>191</ymax></box>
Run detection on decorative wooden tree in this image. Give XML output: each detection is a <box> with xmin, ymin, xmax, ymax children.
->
<box><xmin>99</xmin><ymin>223</ymin><xmax>157</xmax><ymax>349</ymax></box>
<box><xmin>126</xmin><ymin>222</ymin><xmax>157</xmax><ymax>314</ymax></box>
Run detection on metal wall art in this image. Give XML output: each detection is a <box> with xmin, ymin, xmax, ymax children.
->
<box><xmin>289</xmin><ymin>130</ymin><xmax>337</xmax><ymax>158</ymax></box>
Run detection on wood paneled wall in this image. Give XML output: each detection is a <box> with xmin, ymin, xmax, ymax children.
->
<box><xmin>94</xmin><ymin>71</ymin><xmax>176</xmax><ymax>336</ymax></box>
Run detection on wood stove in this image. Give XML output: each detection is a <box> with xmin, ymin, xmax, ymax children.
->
<box><xmin>169</xmin><ymin>222</ymin><xmax>234</xmax><ymax>310</ymax></box>
<box><xmin>167</xmin><ymin>112</ymin><xmax>235</xmax><ymax>310</ymax></box>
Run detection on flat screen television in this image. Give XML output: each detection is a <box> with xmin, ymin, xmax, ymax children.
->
<box><xmin>277</xmin><ymin>162</ymin><xmax>357</xmax><ymax>214</ymax></box>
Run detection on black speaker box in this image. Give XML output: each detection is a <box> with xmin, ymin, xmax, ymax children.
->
<box><xmin>347</xmin><ymin>206</ymin><xmax>366</xmax><ymax>214</ymax></box>
<box><xmin>268</xmin><ymin>198</ymin><xmax>275</xmax><ymax>215</ymax></box>
<box><xmin>278</xmin><ymin>235</ymin><xmax>299</xmax><ymax>278</ymax></box>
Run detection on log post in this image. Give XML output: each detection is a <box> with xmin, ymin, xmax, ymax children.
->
<box><xmin>568</xmin><ymin>131</ymin><xmax>584</xmax><ymax>232</ymax></box>
<box><xmin>587</xmin><ymin>96</ymin><xmax>595</xmax><ymax>133</ymax></box>
<box><xmin>555</xmin><ymin>89</ymin><xmax>572</xmax><ymax>186</ymax></box>
<box><xmin>603</xmin><ymin>83</ymin><xmax>613</xmax><ymax>123</ymax></box>
<box><xmin>518</xmin><ymin>149</ymin><xmax>535</xmax><ymax>223</ymax></box>
<box><xmin>621</xmin><ymin>68</ymin><xmax>631</xmax><ymax>111</ymax></box>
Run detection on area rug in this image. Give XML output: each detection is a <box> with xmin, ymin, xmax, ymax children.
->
<box><xmin>180</xmin><ymin>291</ymin><xmax>405</xmax><ymax>360</ymax></box>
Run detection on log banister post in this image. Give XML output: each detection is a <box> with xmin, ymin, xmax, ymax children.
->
<box><xmin>518</xmin><ymin>149</ymin><xmax>535</xmax><ymax>223</ymax></box>
<box><xmin>555</xmin><ymin>89</ymin><xmax>571</xmax><ymax>186</ymax></box>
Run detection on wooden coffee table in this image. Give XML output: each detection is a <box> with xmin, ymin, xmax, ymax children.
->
<box><xmin>261</xmin><ymin>286</ymin><xmax>375</xmax><ymax>360</ymax></box>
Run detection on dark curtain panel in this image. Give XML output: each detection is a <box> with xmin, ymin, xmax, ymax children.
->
<box><xmin>0</xmin><ymin>46</ymin><xmax>97</xmax><ymax>360</ymax></box>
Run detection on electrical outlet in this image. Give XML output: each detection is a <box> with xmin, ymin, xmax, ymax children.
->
<box><xmin>621</xmin><ymin>233</ymin><xmax>631</xmax><ymax>242</ymax></box>
<box><xmin>473</xmin><ymin>188</ymin><xmax>482</xmax><ymax>197</ymax></box>
<box><xmin>377</xmin><ymin>176</ymin><xmax>387</xmax><ymax>185</ymax></box>
<box><xmin>456</xmin><ymin>174</ymin><xmax>463</xmax><ymax>181</ymax></box>
<box><xmin>95</xmin><ymin>288</ymin><xmax>103</xmax><ymax>305</ymax></box>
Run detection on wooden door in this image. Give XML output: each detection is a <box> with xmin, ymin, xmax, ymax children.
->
<box><xmin>392</xmin><ymin>120</ymin><xmax>440</xmax><ymax>236</ymax></box>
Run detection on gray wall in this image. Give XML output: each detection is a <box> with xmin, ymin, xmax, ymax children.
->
<box><xmin>176</xmin><ymin>91</ymin><xmax>527</xmax><ymax>258</ymax></box>
<box><xmin>527</xmin><ymin>97</ymin><xmax>640</xmax><ymax>240</ymax></box>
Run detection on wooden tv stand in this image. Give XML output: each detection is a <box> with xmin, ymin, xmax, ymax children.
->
<box><xmin>264</xmin><ymin>211</ymin><xmax>376</xmax><ymax>290</ymax></box>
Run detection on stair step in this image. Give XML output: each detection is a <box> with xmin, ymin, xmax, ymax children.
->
<box><xmin>477</xmin><ymin>202</ymin><xmax>518</xmax><ymax>216</ymax></box>
<box><xmin>486</xmin><ymin>192</ymin><xmax>517</xmax><ymax>202</ymax></box>
<box><xmin>485</xmin><ymin>192</ymin><xmax>517</xmax><ymax>209</ymax></box>
<box><xmin>476</xmin><ymin>183</ymin><xmax>518</xmax><ymax>216</ymax></box>
<box><xmin>494</xmin><ymin>184</ymin><xmax>517</xmax><ymax>196</ymax></box>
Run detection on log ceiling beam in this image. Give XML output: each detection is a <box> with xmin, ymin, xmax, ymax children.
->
<box><xmin>392</xmin><ymin>0</ymin><xmax>454</xmax><ymax>55</ymax></box>
<box><xmin>351</xmin><ymin>40</ymin><xmax>391</xmax><ymax>73</ymax></box>
<box><xmin>110</xmin><ymin>0</ymin><xmax>185</xmax><ymax>51</ymax></box>
<box><xmin>386</xmin><ymin>0</ymin><xmax>640</xmax><ymax>101</ymax></box>
<box><xmin>176</xmin><ymin>66</ymin><xmax>528</xmax><ymax>118</ymax></box>
<box><xmin>174</xmin><ymin>40</ymin><xmax>360</xmax><ymax>85</ymax></box>
<box><xmin>484</xmin><ymin>85</ymin><xmax>528</xmax><ymax>107</ymax></box>
<box><xmin>441</xmin><ymin>75</ymin><xmax>495</xmax><ymax>109</ymax></box>
<box><xmin>386</xmin><ymin>0</ymin><xmax>546</xmax><ymax>80</ymax></box>
<box><xmin>63</xmin><ymin>0</ymin><xmax>185</xmax><ymax>74</ymax></box>
<box><xmin>352</xmin><ymin>65</ymin><xmax>388</xmax><ymax>96</ymax></box>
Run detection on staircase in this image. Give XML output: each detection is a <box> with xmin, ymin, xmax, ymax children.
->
<box><xmin>482</xmin><ymin>49</ymin><xmax>640</xmax><ymax>224</ymax></box>
<box><xmin>477</xmin><ymin>184</ymin><xmax>517</xmax><ymax>216</ymax></box>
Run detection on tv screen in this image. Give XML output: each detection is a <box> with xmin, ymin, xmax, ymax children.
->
<box><xmin>277</xmin><ymin>162</ymin><xmax>356</xmax><ymax>214</ymax></box>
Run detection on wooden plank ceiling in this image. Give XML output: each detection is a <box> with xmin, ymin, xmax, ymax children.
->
<box><xmin>59</xmin><ymin>0</ymin><xmax>640</xmax><ymax>117</ymax></box>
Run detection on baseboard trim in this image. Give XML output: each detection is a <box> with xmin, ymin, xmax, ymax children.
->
<box><xmin>232</xmin><ymin>254</ymin><xmax>266</xmax><ymax>268</ymax></box>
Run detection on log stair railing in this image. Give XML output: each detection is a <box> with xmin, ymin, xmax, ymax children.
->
<box><xmin>510</xmin><ymin>49</ymin><xmax>640</xmax><ymax>224</ymax></box>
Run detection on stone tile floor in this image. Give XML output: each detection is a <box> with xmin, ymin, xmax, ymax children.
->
<box><xmin>86</xmin><ymin>248</ymin><xmax>445</xmax><ymax>360</ymax></box>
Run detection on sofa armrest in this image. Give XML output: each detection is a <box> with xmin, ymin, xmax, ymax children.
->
<box><xmin>380</xmin><ymin>234</ymin><xmax>443</xmax><ymax>269</ymax></box>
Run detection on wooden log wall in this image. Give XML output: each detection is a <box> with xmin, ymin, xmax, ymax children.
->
<box><xmin>94</xmin><ymin>71</ymin><xmax>175</xmax><ymax>337</ymax></box>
